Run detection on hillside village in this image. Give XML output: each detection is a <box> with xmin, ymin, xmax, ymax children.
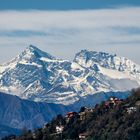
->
<box><xmin>2</xmin><ymin>88</ymin><xmax>140</xmax><ymax>140</ymax></box>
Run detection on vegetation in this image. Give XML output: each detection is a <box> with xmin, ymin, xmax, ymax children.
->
<box><xmin>2</xmin><ymin>88</ymin><xmax>140</xmax><ymax>140</ymax></box>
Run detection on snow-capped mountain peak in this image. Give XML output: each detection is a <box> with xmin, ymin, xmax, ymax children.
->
<box><xmin>74</xmin><ymin>49</ymin><xmax>114</xmax><ymax>68</ymax></box>
<box><xmin>1</xmin><ymin>45</ymin><xmax>57</xmax><ymax>70</ymax></box>
<box><xmin>23</xmin><ymin>45</ymin><xmax>55</xmax><ymax>59</ymax></box>
<box><xmin>15</xmin><ymin>45</ymin><xmax>56</xmax><ymax>63</ymax></box>
<box><xmin>0</xmin><ymin>46</ymin><xmax>140</xmax><ymax>105</ymax></box>
<box><xmin>74</xmin><ymin>49</ymin><xmax>140</xmax><ymax>74</ymax></box>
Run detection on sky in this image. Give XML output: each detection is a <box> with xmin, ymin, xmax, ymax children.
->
<box><xmin>0</xmin><ymin>0</ymin><xmax>140</xmax><ymax>64</ymax></box>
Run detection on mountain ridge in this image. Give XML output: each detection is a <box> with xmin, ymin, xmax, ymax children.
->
<box><xmin>4</xmin><ymin>89</ymin><xmax>140</xmax><ymax>140</ymax></box>
<box><xmin>0</xmin><ymin>45</ymin><xmax>140</xmax><ymax>105</ymax></box>
<box><xmin>0</xmin><ymin>90</ymin><xmax>130</xmax><ymax>137</ymax></box>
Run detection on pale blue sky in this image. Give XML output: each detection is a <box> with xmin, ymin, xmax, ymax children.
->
<box><xmin>0</xmin><ymin>1</ymin><xmax>140</xmax><ymax>64</ymax></box>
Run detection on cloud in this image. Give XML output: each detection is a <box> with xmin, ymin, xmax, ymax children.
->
<box><xmin>0</xmin><ymin>7</ymin><xmax>140</xmax><ymax>64</ymax></box>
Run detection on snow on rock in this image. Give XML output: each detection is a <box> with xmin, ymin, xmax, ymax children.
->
<box><xmin>98</xmin><ymin>65</ymin><xmax>131</xmax><ymax>79</ymax></box>
<box><xmin>0</xmin><ymin>45</ymin><xmax>140</xmax><ymax>105</ymax></box>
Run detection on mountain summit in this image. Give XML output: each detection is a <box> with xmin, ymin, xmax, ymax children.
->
<box><xmin>22</xmin><ymin>45</ymin><xmax>55</xmax><ymax>60</ymax></box>
<box><xmin>8</xmin><ymin>45</ymin><xmax>56</xmax><ymax>64</ymax></box>
<box><xmin>74</xmin><ymin>49</ymin><xmax>140</xmax><ymax>73</ymax></box>
<box><xmin>0</xmin><ymin>45</ymin><xmax>140</xmax><ymax>105</ymax></box>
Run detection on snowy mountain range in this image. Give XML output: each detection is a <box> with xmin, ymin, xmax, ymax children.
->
<box><xmin>0</xmin><ymin>45</ymin><xmax>140</xmax><ymax>137</ymax></box>
<box><xmin>0</xmin><ymin>45</ymin><xmax>140</xmax><ymax>105</ymax></box>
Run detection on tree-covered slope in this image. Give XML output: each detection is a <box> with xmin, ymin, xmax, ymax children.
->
<box><xmin>4</xmin><ymin>88</ymin><xmax>140</xmax><ymax>140</ymax></box>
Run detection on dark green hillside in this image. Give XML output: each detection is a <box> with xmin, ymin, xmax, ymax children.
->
<box><xmin>2</xmin><ymin>88</ymin><xmax>140</xmax><ymax>140</ymax></box>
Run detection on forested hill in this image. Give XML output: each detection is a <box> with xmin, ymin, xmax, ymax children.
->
<box><xmin>3</xmin><ymin>89</ymin><xmax>140</xmax><ymax>140</ymax></box>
